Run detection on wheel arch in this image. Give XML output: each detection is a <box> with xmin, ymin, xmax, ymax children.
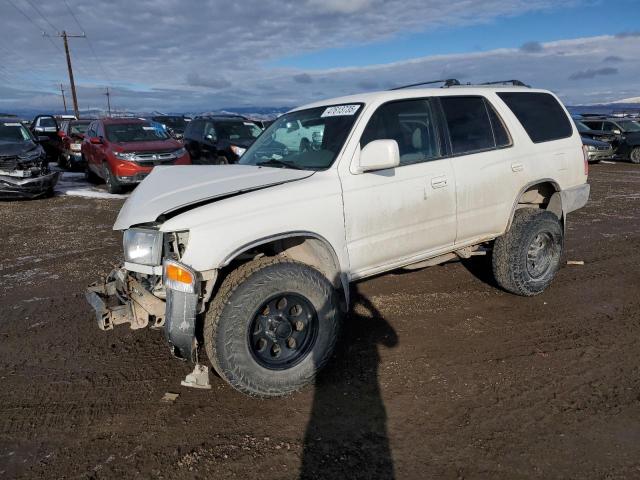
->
<box><xmin>506</xmin><ymin>178</ymin><xmax>563</xmax><ymax>231</ymax></box>
<box><xmin>220</xmin><ymin>231</ymin><xmax>350</xmax><ymax>308</ymax></box>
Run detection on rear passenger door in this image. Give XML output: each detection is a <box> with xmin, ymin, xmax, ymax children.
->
<box><xmin>438</xmin><ymin>96</ymin><xmax>518</xmax><ymax>243</ymax></box>
<box><xmin>342</xmin><ymin>98</ymin><xmax>457</xmax><ymax>276</ymax></box>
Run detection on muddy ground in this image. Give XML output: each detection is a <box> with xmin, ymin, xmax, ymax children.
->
<box><xmin>0</xmin><ymin>163</ymin><xmax>639</xmax><ymax>479</ymax></box>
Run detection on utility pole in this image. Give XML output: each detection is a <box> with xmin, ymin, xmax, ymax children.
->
<box><xmin>51</xmin><ymin>31</ymin><xmax>85</xmax><ymax>119</ymax></box>
<box><xmin>60</xmin><ymin>83</ymin><xmax>67</xmax><ymax>113</ymax></box>
<box><xmin>104</xmin><ymin>87</ymin><xmax>111</xmax><ymax>117</ymax></box>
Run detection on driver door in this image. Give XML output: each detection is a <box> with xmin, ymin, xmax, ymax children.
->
<box><xmin>341</xmin><ymin>98</ymin><xmax>457</xmax><ymax>277</ymax></box>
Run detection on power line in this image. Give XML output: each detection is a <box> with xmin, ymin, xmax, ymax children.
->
<box><xmin>62</xmin><ymin>0</ymin><xmax>113</xmax><ymax>87</ymax></box>
<box><xmin>23</xmin><ymin>0</ymin><xmax>59</xmax><ymax>33</ymax></box>
<box><xmin>5</xmin><ymin>0</ymin><xmax>62</xmax><ymax>53</ymax></box>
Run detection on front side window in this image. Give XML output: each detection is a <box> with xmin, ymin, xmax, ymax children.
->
<box><xmin>361</xmin><ymin>99</ymin><xmax>441</xmax><ymax>165</ymax></box>
<box><xmin>105</xmin><ymin>122</ymin><xmax>170</xmax><ymax>142</ymax></box>
<box><xmin>497</xmin><ymin>92</ymin><xmax>572</xmax><ymax>143</ymax></box>
<box><xmin>240</xmin><ymin>104</ymin><xmax>363</xmax><ymax>170</ymax></box>
<box><xmin>440</xmin><ymin>96</ymin><xmax>496</xmax><ymax>154</ymax></box>
<box><xmin>213</xmin><ymin>121</ymin><xmax>262</xmax><ymax>141</ymax></box>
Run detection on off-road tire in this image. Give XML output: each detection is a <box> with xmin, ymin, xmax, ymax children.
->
<box><xmin>630</xmin><ymin>147</ymin><xmax>640</xmax><ymax>164</ymax></box>
<box><xmin>492</xmin><ymin>209</ymin><xmax>564</xmax><ymax>296</ymax></box>
<box><xmin>103</xmin><ymin>163</ymin><xmax>123</xmax><ymax>194</ymax></box>
<box><xmin>204</xmin><ymin>256</ymin><xmax>341</xmax><ymax>397</ymax></box>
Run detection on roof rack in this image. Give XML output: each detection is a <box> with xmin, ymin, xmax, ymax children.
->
<box><xmin>390</xmin><ymin>79</ymin><xmax>460</xmax><ymax>90</ymax></box>
<box><xmin>480</xmin><ymin>80</ymin><xmax>530</xmax><ymax>87</ymax></box>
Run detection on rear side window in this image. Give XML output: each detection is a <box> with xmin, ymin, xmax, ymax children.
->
<box><xmin>497</xmin><ymin>92</ymin><xmax>572</xmax><ymax>143</ymax></box>
<box><xmin>440</xmin><ymin>96</ymin><xmax>496</xmax><ymax>155</ymax></box>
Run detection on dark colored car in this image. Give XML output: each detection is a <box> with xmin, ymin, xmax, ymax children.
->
<box><xmin>574</xmin><ymin>120</ymin><xmax>616</xmax><ymax>144</ymax></box>
<box><xmin>0</xmin><ymin>118</ymin><xmax>60</xmax><ymax>199</ymax></box>
<box><xmin>183</xmin><ymin>115</ymin><xmax>262</xmax><ymax>164</ymax></box>
<box><xmin>82</xmin><ymin>118</ymin><xmax>191</xmax><ymax>194</ymax></box>
<box><xmin>582</xmin><ymin>117</ymin><xmax>640</xmax><ymax>163</ymax></box>
<box><xmin>58</xmin><ymin>119</ymin><xmax>93</xmax><ymax>170</ymax></box>
<box><xmin>150</xmin><ymin>115</ymin><xmax>191</xmax><ymax>139</ymax></box>
<box><xmin>581</xmin><ymin>136</ymin><xmax>614</xmax><ymax>163</ymax></box>
<box><xmin>30</xmin><ymin>114</ymin><xmax>61</xmax><ymax>162</ymax></box>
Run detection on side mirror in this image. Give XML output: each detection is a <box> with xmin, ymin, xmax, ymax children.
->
<box><xmin>613</xmin><ymin>129</ymin><xmax>621</xmax><ymax>135</ymax></box>
<box><xmin>355</xmin><ymin>139</ymin><xmax>400</xmax><ymax>173</ymax></box>
<box><xmin>205</xmin><ymin>133</ymin><xmax>216</xmax><ymax>142</ymax></box>
<box><xmin>90</xmin><ymin>136</ymin><xmax>103</xmax><ymax>145</ymax></box>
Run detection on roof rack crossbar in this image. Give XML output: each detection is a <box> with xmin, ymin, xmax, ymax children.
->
<box><xmin>480</xmin><ymin>79</ymin><xmax>530</xmax><ymax>87</ymax></box>
<box><xmin>390</xmin><ymin>78</ymin><xmax>460</xmax><ymax>90</ymax></box>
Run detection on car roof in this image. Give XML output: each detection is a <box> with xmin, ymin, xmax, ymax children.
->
<box><xmin>293</xmin><ymin>86</ymin><xmax>552</xmax><ymax>112</ymax></box>
<box><xmin>100</xmin><ymin>117</ymin><xmax>150</xmax><ymax>125</ymax></box>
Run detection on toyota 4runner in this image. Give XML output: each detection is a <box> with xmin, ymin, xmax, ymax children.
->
<box><xmin>86</xmin><ymin>83</ymin><xmax>590</xmax><ymax>397</ymax></box>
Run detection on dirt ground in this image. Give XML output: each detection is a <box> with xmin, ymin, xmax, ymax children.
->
<box><xmin>0</xmin><ymin>163</ymin><xmax>639</xmax><ymax>479</ymax></box>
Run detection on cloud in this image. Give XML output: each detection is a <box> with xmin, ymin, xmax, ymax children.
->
<box><xmin>603</xmin><ymin>55</ymin><xmax>624</xmax><ymax>63</ymax></box>
<box><xmin>568</xmin><ymin>67</ymin><xmax>619</xmax><ymax>81</ymax></box>
<box><xmin>186</xmin><ymin>72</ymin><xmax>231</xmax><ymax>89</ymax></box>
<box><xmin>293</xmin><ymin>73</ymin><xmax>313</xmax><ymax>84</ymax></box>
<box><xmin>615</xmin><ymin>31</ymin><xmax>640</xmax><ymax>38</ymax></box>
<box><xmin>520</xmin><ymin>41</ymin><xmax>544</xmax><ymax>53</ymax></box>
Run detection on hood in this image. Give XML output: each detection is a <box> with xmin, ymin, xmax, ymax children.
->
<box><xmin>113</xmin><ymin>164</ymin><xmax>314</xmax><ymax>230</ymax></box>
<box><xmin>0</xmin><ymin>140</ymin><xmax>37</xmax><ymax>157</ymax></box>
<box><xmin>115</xmin><ymin>139</ymin><xmax>181</xmax><ymax>153</ymax></box>
<box><xmin>581</xmin><ymin>136</ymin><xmax>609</xmax><ymax>147</ymax></box>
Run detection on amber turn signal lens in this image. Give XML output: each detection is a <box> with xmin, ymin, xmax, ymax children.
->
<box><xmin>165</xmin><ymin>263</ymin><xmax>194</xmax><ymax>285</ymax></box>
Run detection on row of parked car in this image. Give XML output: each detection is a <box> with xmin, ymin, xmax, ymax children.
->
<box><xmin>1</xmin><ymin>103</ymin><xmax>639</xmax><ymax>199</ymax></box>
<box><xmin>575</xmin><ymin>114</ymin><xmax>640</xmax><ymax>164</ymax></box>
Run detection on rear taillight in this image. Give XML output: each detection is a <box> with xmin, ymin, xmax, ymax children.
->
<box><xmin>582</xmin><ymin>145</ymin><xmax>589</xmax><ymax>176</ymax></box>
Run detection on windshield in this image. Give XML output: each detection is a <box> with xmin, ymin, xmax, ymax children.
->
<box><xmin>0</xmin><ymin>121</ymin><xmax>33</xmax><ymax>142</ymax></box>
<box><xmin>239</xmin><ymin>104</ymin><xmax>363</xmax><ymax>170</ymax></box>
<box><xmin>213</xmin><ymin>121</ymin><xmax>262</xmax><ymax>141</ymax></box>
<box><xmin>105</xmin><ymin>123</ymin><xmax>170</xmax><ymax>142</ymax></box>
<box><xmin>70</xmin><ymin>122</ymin><xmax>90</xmax><ymax>135</ymax></box>
<box><xmin>153</xmin><ymin>116</ymin><xmax>188</xmax><ymax>131</ymax></box>
<box><xmin>619</xmin><ymin>120</ymin><xmax>640</xmax><ymax>132</ymax></box>
<box><xmin>575</xmin><ymin>121</ymin><xmax>590</xmax><ymax>132</ymax></box>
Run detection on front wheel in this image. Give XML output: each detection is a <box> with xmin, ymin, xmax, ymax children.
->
<box><xmin>492</xmin><ymin>209</ymin><xmax>564</xmax><ymax>296</ymax></box>
<box><xmin>103</xmin><ymin>163</ymin><xmax>123</xmax><ymax>194</ymax></box>
<box><xmin>204</xmin><ymin>257</ymin><xmax>342</xmax><ymax>397</ymax></box>
<box><xmin>630</xmin><ymin>147</ymin><xmax>640</xmax><ymax>164</ymax></box>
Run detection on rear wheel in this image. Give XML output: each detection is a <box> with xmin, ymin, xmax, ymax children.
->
<box><xmin>204</xmin><ymin>257</ymin><xmax>341</xmax><ymax>397</ymax></box>
<box><xmin>630</xmin><ymin>147</ymin><xmax>640</xmax><ymax>164</ymax></box>
<box><xmin>103</xmin><ymin>163</ymin><xmax>123</xmax><ymax>194</ymax></box>
<box><xmin>492</xmin><ymin>209</ymin><xmax>564</xmax><ymax>296</ymax></box>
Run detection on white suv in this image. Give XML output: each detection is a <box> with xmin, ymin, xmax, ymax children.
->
<box><xmin>87</xmin><ymin>84</ymin><xmax>590</xmax><ymax>397</ymax></box>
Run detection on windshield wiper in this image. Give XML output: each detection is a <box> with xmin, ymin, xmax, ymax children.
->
<box><xmin>255</xmin><ymin>159</ymin><xmax>304</xmax><ymax>170</ymax></box>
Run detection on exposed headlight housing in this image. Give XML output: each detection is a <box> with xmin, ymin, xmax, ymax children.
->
<box><xmin>123</xmin><ymin>228</ymin><xmax>163</xmax><ymax>266</ymax></box>
<box><xmin>230</xmin><ymin>145</ymin><xmax>246</xmax><ymax>157</ymax></box>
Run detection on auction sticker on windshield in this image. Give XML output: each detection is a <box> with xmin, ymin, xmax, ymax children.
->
<box><xmin>321</xmin><ymin>105</ymin><xmax>360</xmax><ymax>117</ymax></box>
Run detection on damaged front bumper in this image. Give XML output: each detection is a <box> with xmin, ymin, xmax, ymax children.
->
<box><xmin>86</xmin><ymin>266</ymin><xmax>200</xmax><ymax>362</ymax></box>
<box><xmin>0</xmin><ymin>171</ymin><xmax>60</xmax><ymax>200</ymax></box>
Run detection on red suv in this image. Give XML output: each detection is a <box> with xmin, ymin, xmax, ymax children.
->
<box><xmin>82</xmin><ymin>118</ymin><xmax>190</xmax><ymax>193</ymax></box>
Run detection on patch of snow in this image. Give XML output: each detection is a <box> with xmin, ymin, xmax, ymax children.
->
<box><xmin>51</xmin><ymin>167</ymin><xmax>129</xmax><ymax>200</ymax></box>
<box><xmin>63</xmin><ymin>188</ymin><xmax>128</xmax><ymax>199</ymax></box>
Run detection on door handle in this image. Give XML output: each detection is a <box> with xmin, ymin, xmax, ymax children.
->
<box><xmin>511</xmin><ymin>162</ymin><xmax>524</xmax><ymax>172</ymax></box>
<box><xmin>431</xmin><ymin>176</ymin><xmax>448</xmax><ymax>189</ymax></box>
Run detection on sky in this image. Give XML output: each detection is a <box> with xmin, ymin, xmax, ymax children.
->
<box><xmin>0</xmin><ymin>0</ymin><xmax>639</xmax><ymax>114</ymax></box>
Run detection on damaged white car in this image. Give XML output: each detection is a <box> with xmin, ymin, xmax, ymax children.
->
<box><xmin>87</xmin><ymin>82</ymin><xmax>590</xmax><ymax>397</ymax></box>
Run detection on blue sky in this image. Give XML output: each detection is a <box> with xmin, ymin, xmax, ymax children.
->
<box><xmin>276</xmin><ymin>0</ymin><xmax>640</xmax><ymax>70</ymax></box>
<box><xmin>1</xmin><ymin>0</ymin><xmax>639</xmax><ymax>112</ymax></box>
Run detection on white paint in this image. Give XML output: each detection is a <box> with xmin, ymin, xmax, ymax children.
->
<box><xmin>115</xmin><ymin>86</ymin><xmax>589</xmax><ymax>283</ymax></box>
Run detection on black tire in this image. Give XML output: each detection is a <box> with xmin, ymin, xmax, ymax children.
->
<box><xmin>103</xmin><ymin>163</ymin><xmax>123</xmax><ymax>194</ymax></box>
<box><xmin>630</xmin><ymin>147</ymin><xmax>640</xmax><ymax>164</ymax></box>
<box><xmin>57</xmin><ymin>154</ymin><xmax>68</xmax><ymax>169</ymax></box>
<box><xmin>492</xmin><ymin>209</ymin><xmax>564</xmax><ymax>297</ymax></box>
<box><xmin>204</xmin><ymin>256</ymin><xmax>341</xmax><ymax>397</ymax></box>
<box><xmin>84</xmin><ymin>161</ymin><xmax>101</xmax><ymax>184</ymax></box>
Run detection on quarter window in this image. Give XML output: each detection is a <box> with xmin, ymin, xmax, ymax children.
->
<box><xmin>497</xmin><ymin>92</ymin><xmax>573</xmax><ymax>143</ymax></box>
<box><xmin>361</xmin><ymin>99</ymin><xmax>441</xmax><ymax>166</ymax></box>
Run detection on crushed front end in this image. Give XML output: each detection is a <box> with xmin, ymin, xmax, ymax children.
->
<box><xmin>86</xmin><ymin>227</ymin><xmax>215</xmax><ymax>363</ymax></box>
<box><xmin>0</xmin><ymin>152</ymin><xmax>60</xmax><ymax>200</ymax></box>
